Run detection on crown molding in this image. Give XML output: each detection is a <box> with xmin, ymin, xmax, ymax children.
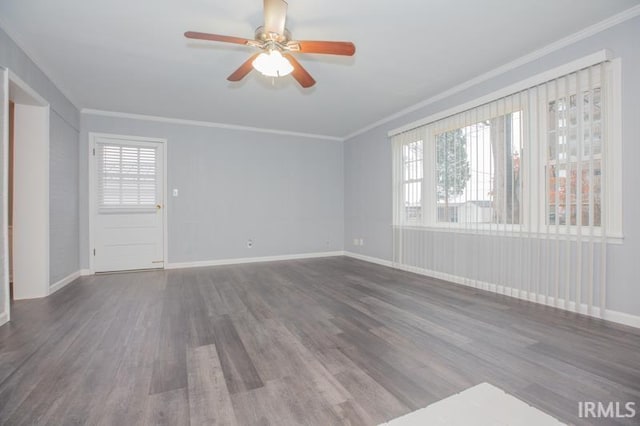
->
<box><xmin>2</xmin><ymin>3</ymin><xmax>638</xmax><ymax>142</ymax></box>
<box><xmin>342</xmin><ymin>4</ymin><xmax>640</xmax><ymax>141</ymax></box>
<box><xmin>0</xmin><ymin>16</ymin><xmax>81</xmax><ymax>111</ymax></box>
<box><xmin>388</xmin><ymin>49</ymin><xmax>612</xmax><ymax>137</ymax></box>
<box><xmin>81</xmin><ymin>108</ymin><xmax>345</xmax><ymax>142</ymax></box>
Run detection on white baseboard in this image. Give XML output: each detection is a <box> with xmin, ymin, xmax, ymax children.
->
<box><xmin>343</xmin><ymin>251</ymin><xmax>640</xmax><ymax>329</ymax></box>
<box><xmin>343</xmin><ymin>251</ymin><xmax>393</xmax><ymax>267</ymax></box>
<box><xmin>80</xmin><ymin>269</ymin><xmax>92</xmax><ymax>276</ymax></box>
<box><xmin>603</xmin><ymin>310</ymin><xmax>640</xmax><ymax>329</ymax></box>
<box><xmin>166</xmin><ymin>251</ymin><xmax>344</xmax><ymax>270</ymax></box>
<box><xmin>0</xmin><ymin>311</ymin><xmax>8</xmax><ymax>327</ymax></box>
<box><xmin>49</xmin><ymin>270</ymin><xmax>81</xmax><ymax>295</ymax></box>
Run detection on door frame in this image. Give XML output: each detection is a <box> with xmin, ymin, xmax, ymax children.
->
<box><xmin>88</xmin><ymin>132</ymin><xmax>168</xmax><ymax>274</ymax></box>
<box><xmin>8</xmin><ymin>71</ymin><xmax>50</xmax><ymax>301</ymax></box>
<box><xmin>1</xmin><ymin>67</ymin><xmax>8</xmax><ymax>324</ymax></box>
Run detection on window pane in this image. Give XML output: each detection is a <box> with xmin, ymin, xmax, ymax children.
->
<box><xmin>402</xmin><ymin>140</ymin><xmax>423</xmax><ymax>221</ymax></box>
<box><xmin>546</xmin><ymin>86</ymin><xmax>602</xmax><ymax>227</ymax></box>
<box><xmin>436</xmin><ymin>111</ymin><xmax>521</xmax><ymax>224</ymax></box>
<box><xmin>547</xmin><ymin>161</ymin><xmax>600</xmax><ymax>226</ymax></box>
<box><xmin>404</xmin><ymin>181</ymin><xmax>422</xmax><ymax>220</ymax></box>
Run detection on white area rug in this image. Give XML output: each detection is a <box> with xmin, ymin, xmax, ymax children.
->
<box><xmin>379</xmin><ymin>383</ymin><xmax>566</xmax><ymax>425</ymax></box>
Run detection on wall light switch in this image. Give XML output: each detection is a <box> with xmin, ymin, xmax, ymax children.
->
<box><xmin>172</xmin><ymin>189</ymin><xmax>179</xmax><ymax>197</ymax></box>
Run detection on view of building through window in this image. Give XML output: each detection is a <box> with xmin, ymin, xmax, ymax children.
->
<box><xmin>396</xmin><ymin>65</ymin><xmax>608</xmax><ymax>232</ymax></box>
<box><xmin>547</xmin><ymin>87</ymin><xmax>602</xmax><ymax>226</ymax></box>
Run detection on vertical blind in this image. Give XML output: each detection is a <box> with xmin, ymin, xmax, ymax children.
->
<box><xmin>391</xmin><ymin>62</ymin><xmax>612</xmax><ymax>317</ymax></box>
<box><xmin>97</xmin><ymin>143</ymin><xmax>158</xmax><ymax>208</ymax></box>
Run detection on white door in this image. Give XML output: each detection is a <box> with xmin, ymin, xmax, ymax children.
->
<box><xmin>92</xmin><ymin>134</ymin><xmax>165</xmax><ymax>273</ymax></box>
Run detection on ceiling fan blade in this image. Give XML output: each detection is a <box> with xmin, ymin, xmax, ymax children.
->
<box><xmin>295</xmin><ymin>40</ymin><xmax>356</xmax><ymax>56</ymax></box>
<box><xmin>263</xmin><ymin>0</ymin><xmax>288</xmax><ymax>36</ymax></box>
<box><xmin>185</xmin><ymin>31</ymin><xmax>252</xmax><ymax>46</ymax></box>
<box><xmin>227</xmin><ymin>53</ymin><xmax>261</xmax><ymax>82</ymax></box>
<box><xmin>283</xmin><ymin>54</ymin><xmax>316</xmax><ymax>88</ymax></box>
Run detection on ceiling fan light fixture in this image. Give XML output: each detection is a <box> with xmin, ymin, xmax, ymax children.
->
<box><xmin>252</xmin><ymin>50</ymin><xmax>294</xmax><ymax>77</ymax></box>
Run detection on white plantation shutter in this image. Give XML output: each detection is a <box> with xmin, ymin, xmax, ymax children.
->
<box><xmin>97</xmin><ymin>143</ymin><xmax>158</xmax><ymax>208</ymax></box>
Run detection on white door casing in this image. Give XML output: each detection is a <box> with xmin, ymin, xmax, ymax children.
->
<box><xmin>0</xmin><ymin>68</ymin><xmax>9</xmax><ymax>323</ymax></box>
<box><xmin>90</xmin><ymin>133</ymin><xmax>167</xmax><ymax>273</ymax></box>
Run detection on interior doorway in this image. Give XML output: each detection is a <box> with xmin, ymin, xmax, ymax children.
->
<box><xmin>8</xmin><ymin>74</ymin><xmax>50</xmax><ymax>300</ymax></box>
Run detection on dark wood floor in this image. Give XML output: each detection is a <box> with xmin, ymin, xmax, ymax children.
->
<box><xmin>0</xmin><ymin>257</ymin><xmax>639</xmax><ymax>425</ymax></box>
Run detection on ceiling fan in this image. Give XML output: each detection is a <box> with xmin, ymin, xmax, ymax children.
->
<box><xmin>184</xmin><ymin>0</ymin><xmax>355</xmax><ymax>88</ymax></box>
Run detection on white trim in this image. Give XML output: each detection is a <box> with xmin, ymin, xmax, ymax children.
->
<box><xmin>1</xmin><ymin>67</ymin><xmax>9</xmax><ymax>322</ymax></box>
<box><xmin>88</xmin><ymin>132</ymin><xmax>168</xmax><ymax>274</ymax></box>
<box><xmin>344</xmin><ymin>4</ymin><xmax>640</xmax><ymax>140</ymax></box>
<box><xmin>11</xmin><ymin>101</ymin><xmax>50</xmax><ymax>300</ymax></box>
<box><xmin>343</xmin><ymin>251</ymin><xmax>393</xmax><ymax>268</ymax></box>
<box><xmin>8</xmin><ymin>71</ymin><xmax>48</xmax><ymax>106</ymax></box>
<box><xmin>388</xmin><ymin>50</ymin><xmax>612</xmax><ymax>137</ymax></box>
<box><xmin>87</xmin><ymin>133</ymin><xmax>95</xmax><ymax>274</ymax></box>
<box><xmin>0</xmin><ymin>16</ymin><xmax>81</xmax><ymax>110</ymax></box>
<box><xmin>80</xmin><ymin>269</ymin><xmax>92</xmax><ymax>276</ymax></box>
<box><xmin>163</xmin><ymin>138</ymin><xmax>169</xmax><ymax>273</ymax></box>
<box><xmin>166</xmin><ymin>251</ymin><xmax>344</xmax><ymax>270</ymax></box>
<box><xmin>343</xmin><ymin>252</ymin><xmax>640</xmax><ymax>329</ymax></box>
<box><xmin>608</xmin><ymin>58</ymin><xmax>623</xmax><ymax>239</ymax></box>
<box><xmin>49</xmin><ymin>270</ymin><xmax>81</xmax><ymax>295</ymax></box>
<box><xmin>604</xmin><ymin>310</ymin><xmax>640</xmax><ymax>330</ymax></box>
<box><xmin>81</xmin><ymin>109</ymin><xmax>344</xmax><ymax>142</ymax></box>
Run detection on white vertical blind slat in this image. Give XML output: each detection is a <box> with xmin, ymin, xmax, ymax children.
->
<box><xmin>391</xmin><ymin>62</ymin><xmax>610</xmax><ymax>319</ymax></box>
<box><xmin>599</xmin><ymin>62</ymin><xmax>608</xmax><ymax>315</ymax></box>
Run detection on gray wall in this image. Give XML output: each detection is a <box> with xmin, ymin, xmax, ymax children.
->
<box><xmin>80</xmin><ymin>114</ymin><xmax>344</xmax><ymax>266</ymax></box>
<box><xmin>49</xmin><ymin>112</ymin><xmax>79</xmax><ymax>282</ymax></box>
<box><xmin>0</xmin><ymin>28</ymin><xmax>80</xmax><ymax>285</ymax></box>
<box><xmin>344</xmin><ymin>16</ymin><xmax>640</xmax><ymax>317</ymax></box>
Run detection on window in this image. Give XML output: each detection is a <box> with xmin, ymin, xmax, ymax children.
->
<box><xmin>392</xmin><ymin>58</ymin><xmax>620</xmax><ymax>237</ymax></box>
<box><xmin>97</xmin><ymin>143</ymin><xmax>158</xmax><ymax>209</ymax></box>
<box><xmin>435</xmin><ymin>111</ymin><xmax>522</xmax><ymax>225</ymax></box>
<box><xmin>402</xmin><ymin>140</ymin><xmax>423</xmax><ymax>221</ymax></box>
<box><xmin>547</xmin><ymin>82</ymin><xmax>602</xmax><ymax>227</ymax></box>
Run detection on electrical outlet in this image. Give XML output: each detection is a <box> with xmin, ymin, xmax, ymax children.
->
<box><xmin>172</xmin><ymin>188</ymin><xmax>179</xmax><ymax>197</ymax></box>
<box><xmin>247</xmin><ymin>239</ymin><xmax>253</xmax><ymax>248</ymax></box>
<box><xmin>359</xmin><ymin>238</ymin><xmax>364</xmax><ymax>246</ymax></box>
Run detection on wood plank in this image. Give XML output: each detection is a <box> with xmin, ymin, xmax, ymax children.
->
<box><xmin>0</xmin><ymin>257</ymin><xmax>638</xmax><ymax>425</ymax></box>
<box><xmin>143</xmin><ymin>388</ymin><xmax>190</xmax><ymax>426</ymax></box>
<box><xmin>212</xmin><ymin>315</ymin><xmax>264</xmax><ymax>394</ymax></box>
<box><xmin>187</xmin><ymin>344</ymin><xmax>238</xmax><ymax>426</ymax></box>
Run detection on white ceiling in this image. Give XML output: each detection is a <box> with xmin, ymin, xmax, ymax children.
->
<box><xmin>1</xmin><ymin>0</ymin><xmax>638</xmax><ymax>137</ymax></box>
